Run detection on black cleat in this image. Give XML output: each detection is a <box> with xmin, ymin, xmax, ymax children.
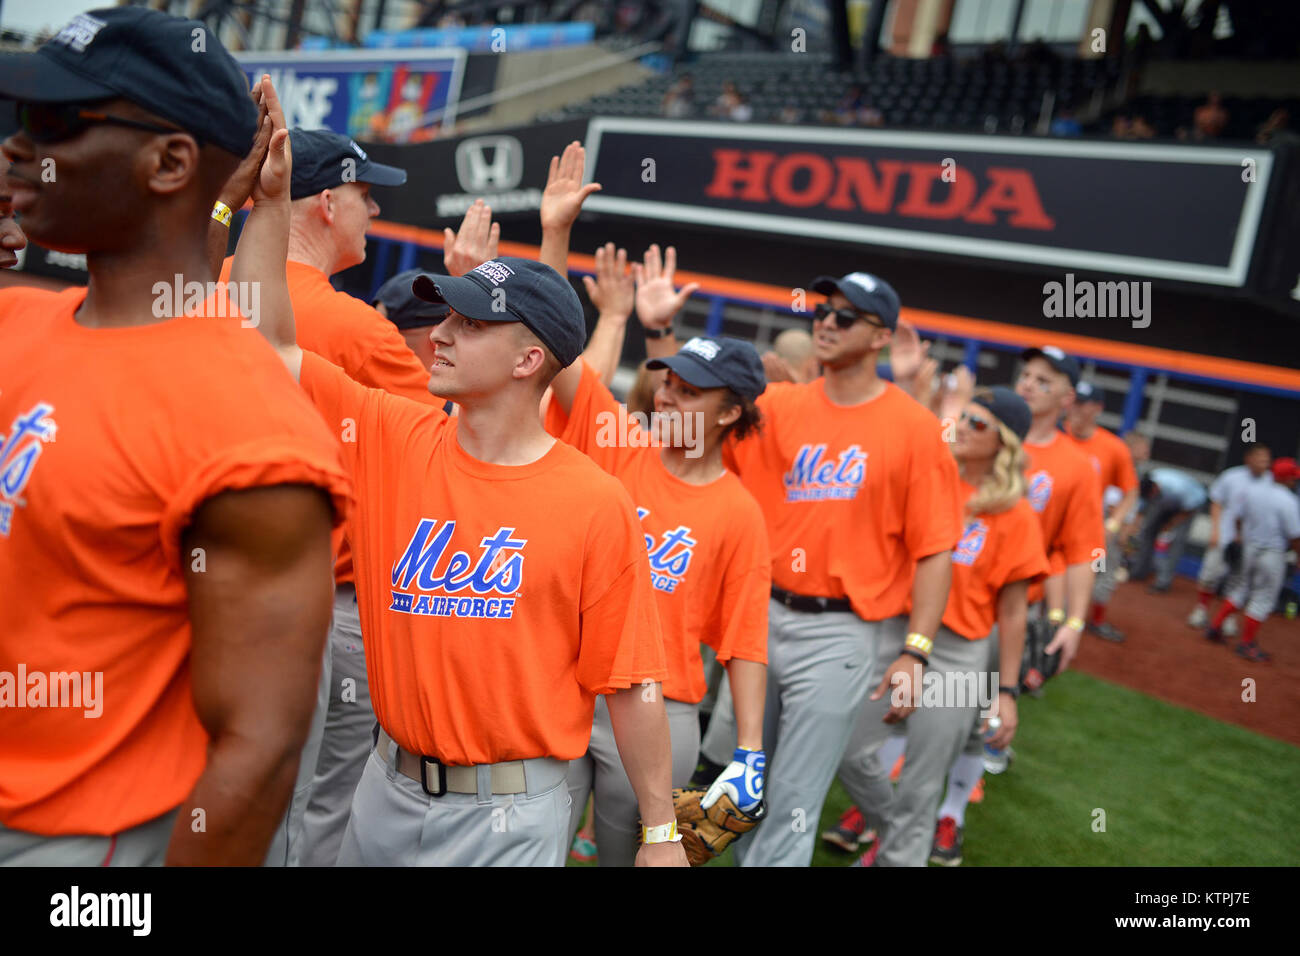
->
<box><xmin>688</xmin><ymin>755</ymin><xmax>726</xmax><ymax>789</ymax></box>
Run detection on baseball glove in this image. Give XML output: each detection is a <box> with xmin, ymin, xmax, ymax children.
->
<box><xmin>670</xmin><ymin>786</ymin><xmax>766</xmax><ymax>866</ymax></box>
<box><xmin>1019</xmin><ymin>615</ymin><xmax>1061</xmax><ymax>692</ymax></box>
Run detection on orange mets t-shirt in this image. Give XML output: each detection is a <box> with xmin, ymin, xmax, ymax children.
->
<box><xmin>724</xmin><ymin>379</ymin><xmax>962</xmax><ymax>621</ymax></box>
<box><xmin>221</xmin><ymin>257</ymin><xmax>441</xmax><ymax>585</ymax></box>
<box><xmin>1023</xmin><ymin>432</ymin><xmax>1104</xmax><ymax>601</ymax></box>
<box><xmin>1065</xmin><ymin>424</ymin><xmax>1137</xmax><ymax>501</ymax></box>
<box><xmin>299</xmin><ymin>350</ymin><xmax>666</xmax><ymax>764</ymax></box>
<box><xmin>944</xmin><ymin>482</ymin><xmax>1051</xmax><ymax>641</ymax></box>
<box><xmin>545</xmin><ymin>361</ymin><xmax>769</xmax><ymax>704</ymax></box>
<box><xmin>0</xmin><ymin>288</ymin><xmax>351</xmax><ymax>837</ymax></box>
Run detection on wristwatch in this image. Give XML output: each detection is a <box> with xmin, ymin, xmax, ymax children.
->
<box><xmin>999</xmin><ymin>684</ymin><xmax>1021</xmax><ymax>700</ymax></box>
<box><xmin>643</xmin><ymin>325</ymin><xmax>673</xmax><ymax>339</ymax></box>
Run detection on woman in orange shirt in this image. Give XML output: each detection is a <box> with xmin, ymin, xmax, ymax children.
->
<box><xmin>859</xmin><ymin>386</ymin><xmax>1049</xmax><ymax>867</ymax></box>
<box><xmin>544</xmin><ymin>248</ymin><xmax>772</xmax><ymax>867</ymax></box>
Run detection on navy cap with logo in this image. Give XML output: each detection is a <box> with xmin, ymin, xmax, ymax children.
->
<box><xmin>373</xmin><ymin>268</ymin><xmax>449</xmax><ymax>330</ymax></box>
<box><xmin>290</xmin><ymin>129</ymin><xmax>406</xmax><ymax>200</ymax></box>
<box><xmin>646</xmin><ymin>336</ymin><xmax>767</xmax><ymax>402</ymax></box>
<box><xmin>973</xmin><ymin>386</ymin><xmax>1033</xmax><ymax>442</ymax></box>
<box><xmin>0</xmin><ymin>7</ymin><xmax>257</xmax><ymax>157</ymax></box>
<box><xmin>810</xmin><ymin>271</ymin><xmax>901</xmax><ymax>330</ymax></box>
<box><xmin>1074</xmin><ymin>380</ymin><xmax>1106</xmax><ymax>405</ymax></box>
<box><xmin>1021</xmin><ymin>345</ymin><xmax>1081</xmax><ymax>387</ymax></box>
<box><xmin>411</xmin><ymin>257</ymin><xmax>585</xmax><ymax>367</ymax></box>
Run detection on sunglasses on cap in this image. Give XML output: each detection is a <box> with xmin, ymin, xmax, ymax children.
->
<box><xmin>811</xmin><ymin>302</ymin><xmax>885</xmax><ymax>330</ymax></box>
<box><xmin>14</xmin><ymin>102</ymin><xmax>192</xmax><ymax>145</ymax></box>
<box><xmin>959</xmin><ymin>410</ymin><xmax>997</xmax><ymax>434</ymax></box>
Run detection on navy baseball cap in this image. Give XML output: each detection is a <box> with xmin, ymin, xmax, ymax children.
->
<box><xmin>0</xmin><ymin>7</ymin><xmax>257</xmax><ymax>157</ymax></box>
<box><xmin>811</xmin><ymin>271</ymin><xmax>901</xmax><ymax>330</ymax></box>
<box><xmin>1021</xmin><ymin>345</ymin><xmax>1081</xmax><ymax>387</ymax></box>
<box><xmin>290</xmin><ymin>129</ymin><xmax>406</xmax><ymax>200</ymax></box>
<box><xmin>646</xmin><ymin>336</ymin><xmax>767</xmax><ymax>402</ymax></box>
<box><xmin>1075</xmin><ymin>380</ymin><xmax>1106</xmax><ymax>405</ymax></box>
<box><xmin>973</xmin><ymin>386</ymin><xmax>1032</xmax><ymax>441</ymax></box>
<box><xmin>373</xmin><ymin>268</ymin><xmax>449</xmax><ymax>330</ymax></box>
<box><xmin>411</xmin><ymin>258</ymin><xmax>585</xmax><ymax>367</ymax></box>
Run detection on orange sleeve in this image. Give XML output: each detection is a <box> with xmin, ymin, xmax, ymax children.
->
<box><xmin>1060</xmin><ymin>469</ymin><xmax>1105</xmax><ymax>566</ymax></box>
<box><xmin>576</xmin><ymin>487</ymin><xmax>667</xmax><ymax>694</ymax></box>
<box><xmin>544</xmin><ymin>360</ymin><xmax>641</xmax><ymax>474</ymax></box>
<box><xmin>903</xmin><ymin>421</ymin><xmax>964</xmax><ymax>559</ymax></box>
<box><xmin>707</xmin><ymin>520</ymin><xmax>764</xmax><ymax>660</ymax></box>
<box><xmin>1115</xmin><ymin>442</ymin><xmax>1139</xmax><ymax>495</ymax></box>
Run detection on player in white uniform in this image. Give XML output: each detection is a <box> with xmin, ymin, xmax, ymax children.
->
<box><xmin>1187</xmin><ymin>446</ymin><xmax>1272</xmax><ymax>632</ymax></box>
<box><xmin>1204</xmin><ymin>458</ymin><xmax>1300</xmax><ymax>662</ymax></box>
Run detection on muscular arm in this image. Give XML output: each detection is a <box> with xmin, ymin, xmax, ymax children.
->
<box><xmin>724</xmin><ymin>658</ymin><xmax>766</xmax><ymax>751</ymax></box>
<box><xmin>604</xmin><ymin>685</ymin><xmax>687</xmax><ymax>864</ymax></box>
<box><xmin>168</xmin><ymin>484</ymin><xmax>336</xmax><ymax>864</ymax></box>
<box><xmin>908</xmin><ymin>549</ymin><xmax>953</xmax><ymax>641</ymax></box>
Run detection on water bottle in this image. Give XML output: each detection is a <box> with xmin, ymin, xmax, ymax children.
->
<box><xmin>982</xmin><ymin>716</ymin><xmax>1009</xmax><ymax>775</ymax></box>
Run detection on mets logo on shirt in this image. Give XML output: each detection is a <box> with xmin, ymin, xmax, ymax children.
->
<box><xmin>952</xmin><ymin>518</ymin><xmax>989</xmax><ymax>567</ymax></box>
<box><xmin>782</xmin><ymin>443</ymin><xmax>867</xmax><ymax>502</ymax></box>
<box><xmin>638</xmin><ymin>507</ymin><xmax>697</xmax><ymax>593</ymax></box>
<box><xmin>389</xmin><ymin>519</ymin><xmax>525</xmax><ymax>620</ymax></box>
<box><xmin>0</xmin><ymin>402</ymin><xmax>58</xmax><ymax>538</ymax></box>
<box><xmin>1027</xmin><ymin>470</ymin><xmax>1053</xmax><ymax>513</ymax></box>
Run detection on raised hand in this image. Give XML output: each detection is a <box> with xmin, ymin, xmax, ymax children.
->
<box><xmin>761</xmin><ymin>351</ymin><xmax>796</xmax><ymax>383</ymax></box>
<box><xmin>540</xmin><ymin>140</ymin><xmax>601</xmax><ymax>233</ymax></box>
<box><xmin>220</xmin><ymin>81</ymin><xmax>273</xmax><ymax>210</ymax></box>
<box><xmin>632</xmin><ymin>244</ymin><xmax>700</xmax><ymax>330</ymax></box>
<box><xmin>442</xmin><ymin>199</ymin><xmax>499</xmax><ymax>275</ymax></box>
<box><xmin>250</xmin><ymin>75</ymin><xmax>291</xmax><ymax>206</ymax></box>
<box><xmin>581</xmin><ymin>242</ymin><xmax>634</xmax><ymax>319</ymax></box>
<box><xmin>888</xmin><ymin>318</ymin><xmax>931</xmax><ymax>385</ymax></box>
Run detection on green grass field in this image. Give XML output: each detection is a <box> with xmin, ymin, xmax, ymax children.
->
<box><xmin>571</xmin><ymin>671</ymin><xmax>1300</xmax><ymax>866</ymax></box>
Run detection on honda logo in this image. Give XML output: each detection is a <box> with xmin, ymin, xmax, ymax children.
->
<box><xmin>455</xmin><ymin>136</ymin><xmax>524</xmax><ymax>193</ymax></box>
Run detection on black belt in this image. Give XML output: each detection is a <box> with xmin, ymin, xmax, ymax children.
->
<box><xmin>771</xmin><ymin>585</ymin><xmax>853</xmax><ymax>614</ymax></box>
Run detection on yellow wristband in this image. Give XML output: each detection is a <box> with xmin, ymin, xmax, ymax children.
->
<box><xmin>642</xmin><ymin>821</ymin><xmax>681</xmax><ymax>845</ymax></box>
<box><xmin>905</xmin><ymin>632</ymin><xmax>934</xmax><ymax>656</ymax></box>
<box><xmin>211</xmin><ymin>200</ymin><xmax>233</xmax><ymax>227</ymax></box>
<box><xmin>1065</xmin><ymin>617</ymin><xmax>1085</xmax><ymax>632</ymax></box>
<box><xmin>1047</xmin><ymin>608</ymin><xmax>1066</xmax><ymax>624</ymax></box>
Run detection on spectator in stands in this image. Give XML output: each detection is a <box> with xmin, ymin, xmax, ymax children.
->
<box><xmin>1129</xmin><ymin>467</ymin><xmax>1208</xmax><ymax>593</ymax></box>
<box><xmin>1192</xmin><ymin>92</ymin><xmax>1229</xmax><ymax>140</ymax></box>
<box><xmin>712</xmin><ymin>81</ymin><xmax>743</xmax><ymax>119</ymax></box>
<box><xmin>1050</xmin><ymin>107</ymin><xmax>1083</xmax><ymax>137</ymax></box>
<box><xmin>662</xmin><ymin>73</ymin><xmax>696</xmax><ymax>118</ymax></box>
<box><xmin>778</xmin><ymin>101</ymin><xmax>803</xmax><ymax>124</ymax></box>
<box><xmin>1129</xmin><ymin>114</ymin><xmax>1157</xmax><ymax>138</ymax></box>
<box><xmin>729</xmin><ymin>92</ymin><xmax>754</xmax><ymax>123</ymax></box>
<box><xmin>1256</xmin><ymin>107</ymin><xmax>1293</xmax><ymax>145</ymax></box>
<box><xmin>1110</xmin><ymin>113</ymin><xmax>1133</xmax><ymax>138</ymax></box>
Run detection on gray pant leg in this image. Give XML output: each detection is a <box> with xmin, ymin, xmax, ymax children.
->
<box><xmin>735</xmin><ymin>601</ymin><xmax>878</xmax><ymax>867</ymax></box>
<box><xmin>264</xmin><ymin>633</ymin><xmax>332</xmax><ymax>866</ymax></box>
<box><xmin>587</xmin><ymin>696</ymin><xmax>700</xmax><ymax>867</ymax></box>
<box><xmin>338</xmin><ymin>746</ymin><xmax>571</xmax><ymax>866</ymax></box>
<box><xmin>1092</xmin><ymin>529</ymin><xmax>1122</xmax><ymax>604</ymax></box>
<box><xmin>1130</xmin><ymin>495</ymin><xmax>1179</xmax><ymax>581</ymax></box>
<box><xmin>836</xmin><ymin>617</ymin><xmax>907</xmax><ymax>830</ymax></box>
<box><xmin>1244</xmin><ymin>548</ymin><xmax>1287</xmax><ymax>620</ymax></box>
<box><xmin>566</xmin><ymin>734</ymin><xmax>596</xmax><ymax>842</ymax></box>
<box><xmin>1156</xmin><ymin>516</ymin><xmax>1192</xmax><ymax>588</ymax></box>
<box><xmin>875</xmin><ymin>628</ymin><xmax>989</xmax><ymax>867</ymax></box>
<box><xmin>699</xmin><ymin>670</ymin><xmax>736</xmax><ymax>765</ymax></box>
<box><xmin>698</xmin><ymin>643</ymin><xmax>724</xmax><ymax>716</ymax></box>
<box><xmin>0</xmin><ymin>808</ymin><xmax>178</xmax><ymax>866</ymax></box>
<box><xmin>300</xmin><ymin>586</ymin><xmax>373</xmax><ymax>867</ymax></box>
<box><xmin>1197</xmin><ymin>544</ymin><xmax>1229</xmax><ymax>591</ymax></box>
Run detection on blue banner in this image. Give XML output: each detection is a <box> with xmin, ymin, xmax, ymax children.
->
<box><xmin>235</xmin><ymin>49</ymin><xmax>466</xmax><ymax>142</ymax></box>
<box><xmin>365</xmin><ymin>22</ymin><xmax>593</xmax><ymax>52</ymax></box>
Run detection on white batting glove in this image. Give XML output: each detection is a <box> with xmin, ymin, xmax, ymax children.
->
<box><xmin>700</xmin><ymin>747</ymin><xmax>765</xmax><ymax>812</ymax></box>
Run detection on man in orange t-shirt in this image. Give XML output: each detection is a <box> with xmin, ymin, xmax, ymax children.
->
<box><xmin>1015</xmin><ymin>347</ymin><xmax>1105</xmax><ymax>666</ymax></box>
<box><xmin>715</xmin><ymin>271</ymin><xmax>962</xmax><ymax>867</ymax></box>
<box><xmin>1065</xmin><ymin>381</ymin><xmax>1138</xmax><ymax>642</ymax></box>
<box><xmin>0</xmin><ymin>14</ymin><xmax>350</xmax><ymax>866</ymax></box>
<box><xmin>239</xmin><ymin>106</ymin><xmax>685</xmax><ymax>865</ymax></box>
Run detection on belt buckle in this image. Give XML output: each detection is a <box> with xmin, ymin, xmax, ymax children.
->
<box><xmin>781</xmin><ymin>589</ymin><xmax>795</xmax><ymax>609</ymax></box>
<box><xmin>420</xmin><ymin>755</ymin><xmax>448</xmax><ymax>797</ymax></box>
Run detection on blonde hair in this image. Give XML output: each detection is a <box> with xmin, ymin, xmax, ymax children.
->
<box><xmin>625</xmin><ymin>361</ymin><xmax>662</xmax><ymax>418</ymax></box>
<box><xmin>962</xmin><ymin>392</ymin><xmax>1029</xmax><ymax>516</ymax></box>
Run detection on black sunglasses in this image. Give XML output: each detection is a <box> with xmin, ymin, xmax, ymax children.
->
<box><xmin>959</xmin><ymin>410</ymin><xmax>995</xmax><ymax>433</ymax></box>
<box><xmin>14</xmin><ymin>102</ymin><xmax>193</xmax><ymax>145</ymax></box>
<box><xmin>812</xmin><ymin>302</ymin><xmax>884</xmax><ymax>329</ymax></box>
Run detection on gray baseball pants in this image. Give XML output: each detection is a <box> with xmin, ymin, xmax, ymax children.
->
<box><xmin>263</xmin><ymin>636</ymin><xmax>332</xmax><ymax>867</ymax></box>
<box><xmin>731</xmin><ymin>600</ymin><xmax>884</xmax><ymax>867</ymax></box>
<box><xmin>300</xmin><ymin>584</ymin><xmax>373</xmax><ymax>867</ymax></box>
<box><xmin>1092</xmin><ymin>527</ymin><xmax>1123</xmax><ymax>604</ymax></box>
<box><xmin>566</xmin><ymin>694</ymin><xmax>699</xmax><ymax>866</ymax></box>
<box><xmin>836</xmin><ymin>617</ymin><xmax>908</xmax><ymax>833</ymax></box>
<box><xmin>337</xmin><ymin>736</ymin><xmax>571</xmax><ymax>866</ymax></box>
<box><xmin>1227</xmin><ymin>546</ymin><xmax>1289</xmax><ymax>620</ymax></box>
<box><xmin>699</xmin><ymin>668</ymin><xmax>736</xmax><ymax>766</ymax></box>
<box><xmin>873</xmin><ymin>626</ymin><xmax>993</xmax><ymax>867</ymax></box>
<box><xmin>0</xmin><ymin>808</ymin><xmax>178</xmax><ymax>865</ymax></box>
